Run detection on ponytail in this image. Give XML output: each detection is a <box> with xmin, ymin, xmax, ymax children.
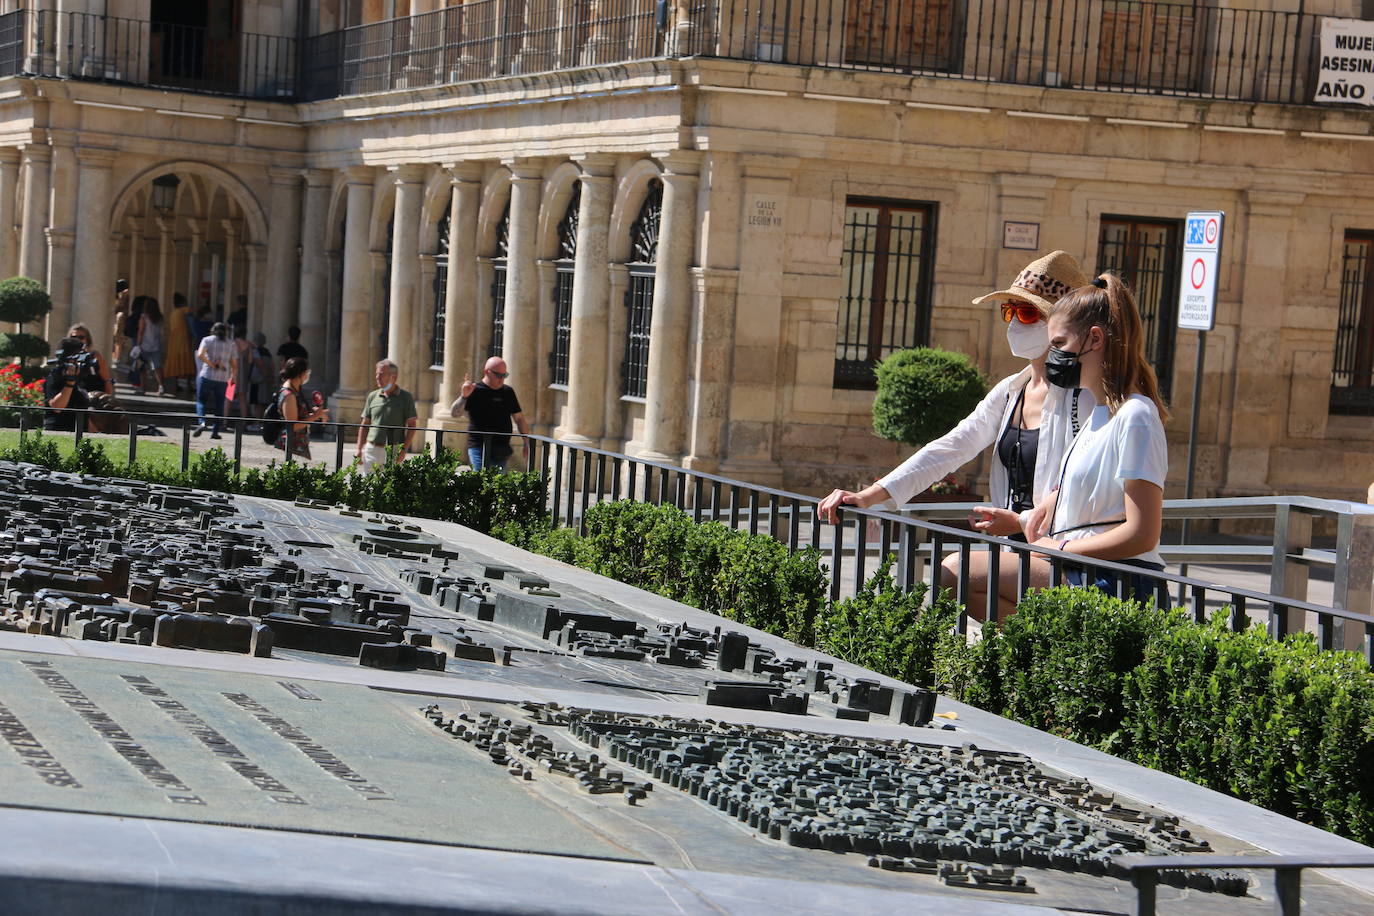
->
<box><xmin>1052</xmin><ymin>273</ymin><xmax>1170</xmax><ymax>421</ymax></box>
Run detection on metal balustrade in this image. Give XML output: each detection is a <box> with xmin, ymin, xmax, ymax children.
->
<box><xmin>1119</xmin><ymin>853</ymin><xmax>1374</xmax><ymax>916</ymax></box>
<box><xmin>0</xmin><ymin>2</ymin><xmax>1336</xmax><ymax>108</ymax></box>
<box><xmin>6</xmin><ymin>403</ymin><xmax>1373</xmax><ymax>664</ymax></box>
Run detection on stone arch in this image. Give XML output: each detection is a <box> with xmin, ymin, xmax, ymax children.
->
<box><xmin>535</xmin><ymin>161</ymin><xmax>582</xmax><ymax>262</ymax></box>
<box><xmin>369</xmin><ymin>177</ymin><xmax>397</xmax><ymax>252</ymax></box>
<box><xmin>477</xmin><ymin>166</ymin><xmax>512</xmax><ymax>255</ymax></box>
<box><xmin>608</xmin><ymin>158</ymin><xmax>663</xmax><ymax>263</ymax></box>
<box><xmin>418</xmin><ymin>167</ymin><xmax>452</xmax><ymax>255</ymax></box>
<box><xmin>110</xmin><ymin>160</ymin><xmax>268</xmax><ymax>245</ymax></box>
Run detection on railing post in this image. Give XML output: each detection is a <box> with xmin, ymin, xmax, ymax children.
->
<box><xmin>335</xmin><ymin>423</ymin><xmax>345</xmax><ymax>471</ymax></box>
<box><xmin>126</xmin><ymin>417</ymin><xmax>137</xmax><ymax>466</ymax></box>
<box><xmin>1275</xmin><ymin>865</ymin><xmax>1302</xmax><ymax>916</ymax></box>
<box><xmin>1270</xmin><ymin>504</ymin><xmax>1312</xmax><ymax>638</ymax></box>
<box><xmin>180</xmin><ymin>421</ymin><xmax>191</xmax><ymax>472</ymax></box>
<box><xmin>1333</xmin><ymin>511</ymin><xmax>1374</xmax><ymax>651</ymax></box>
<box><xmin>1130</xmin><ymin>868</ymin><xmax>1158</xmax><ymax>916</ymax></box>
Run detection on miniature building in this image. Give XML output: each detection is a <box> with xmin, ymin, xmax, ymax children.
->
<box><xmin>0</xmin><ymin>0</ymin><xmax>1372</xmax><ymax>498</ymax></box>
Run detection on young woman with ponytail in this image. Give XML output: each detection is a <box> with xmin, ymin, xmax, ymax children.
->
<box><xmin>1022</xmin><ymin>272</ymin><xmax>1170</xmax><ymax>600</ymax></box>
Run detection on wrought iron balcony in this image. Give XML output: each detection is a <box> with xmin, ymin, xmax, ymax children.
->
<box><xmin>0</xmin><ymin>2</ymin><xmax>1341</xmax><ymax>109</ymax></box>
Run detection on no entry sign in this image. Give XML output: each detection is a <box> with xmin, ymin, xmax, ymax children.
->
<box><xmin>1177</xmin><ymin>211</ymin><xmax>1224</xmax><ymax>331</ymax></box>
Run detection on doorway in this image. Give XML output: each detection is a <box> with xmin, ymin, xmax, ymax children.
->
<box><xmin>149</xmin><ymin>0</ymin><xmax>240</xmax><ymax>93</ymax></box>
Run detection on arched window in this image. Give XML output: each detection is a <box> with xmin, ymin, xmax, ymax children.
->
<box><xmin>489</xmin><ymin>203</ymin><xmax>510</xmax><ymax>358</ymax></box>
<box><xmin>429</xmin><ymin>211</ymin><xmax>450</xmax><ymax>368</ymax></box>
<box><xmin>622</xmin><ymin>179</ymin><xmax>660</xmax><ymax>399</ymax></box>
<box><xmin>549</xmin><ymin>182</ymin><xmax>579</xmax><ymax>386</ymax></box>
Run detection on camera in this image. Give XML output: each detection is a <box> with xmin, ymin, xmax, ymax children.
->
<box><xmin>45</xmin><ymin>347</ymin><xmax>97</xmax><ymax>375</ymax></box>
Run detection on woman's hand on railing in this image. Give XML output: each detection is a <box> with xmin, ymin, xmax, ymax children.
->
<box><xmin>818</xmin><ymin>489</ymin><xmax>861</xmax><ymax>524</ymax></box>
<box><xmin>969</xmin><ymin>506</ymin><xmax>1020</xmax><ymax>536</ymax></box>
<box><xmin>1023</xmin><ymin>493</ymin><xmax>1056</xmax><ymax>541</ymax></box>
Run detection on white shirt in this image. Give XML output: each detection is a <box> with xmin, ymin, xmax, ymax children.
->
<box><xmin>1050</xmin><ymin>394</ymin><xmax>1168</xmax><ymax>566</ymax></box>
<box><xmin>876</xmin><ymin>367</ymin><xmax>1093</xmax><ymax>510</ymax></box>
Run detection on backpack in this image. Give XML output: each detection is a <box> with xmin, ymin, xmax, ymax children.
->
<box><xmin>261</xmin><ymin>388</ymin><xmax>287</xmax><ymax>445</ymax></box>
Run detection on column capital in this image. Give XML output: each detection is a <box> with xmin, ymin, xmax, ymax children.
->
<box><xmin>502</xmin><ymin>157</ymin><xmax>545</xmax><ymax>181</ymax></box>
<box><xmin>74</xmin><ymin>146</ymin><xmax>118</xmax><ymax>168</ymax></box>
<box><xmin>155</xmin><ymin>216</ymin><xmax>175</xmax><ymax>235</ymax></box>
<box><xmin>343</xmin><ymin>165</ymin><xmax>375</xmax><ymax>185</ymax></box>
<box><xmin>442</xmin><ymin>161</ymin><xmax>484</xmax><ymax>183</ymax></box>
<box><xmin>44</xmin><ymin>227</ymin><xmax>75</xmax><ymax>247</ymax></box>
<box><xmin>1244</xmin><ymin>189</ymin><xmax>1305</xmax><ymax>217</ymax></box>
<box><xmin>47</xmin><ymin>128</ymin><xmax>79</xmax><ymax>149</ymax></box>
<box><xmin>243</xmin><ymin>241</ymin><xmax>265</xmax><ymax>263</ymax></box>
<box><xmin>21</xmin><ymin>144</ymin><xmax>51</xmax><ymax>164</ymax></box>
<box><xmin>268</xmin><ymin>167</ymin><xmax>303</xmax><ymax>188</ymax></box>
<box><xmin>0</xmin><ymin>147</ymin><xmax>19</xmax><ymax>166</ymax></box>
<box><xmin>222</xmin><ymin>219</ymin><xmax>241</xmax><ymax>238</ymax></box>
<box><xmin>388</xmin><ymin>163</ymin><xmax>428</xmax><ymax>184</ymax></box>
<box><xmin>302</xmin><ymin>168</ymin><xmax>333</xmax><ymax>188</ymax></box>
<box><xmin>572</xmin><ymin>153</ymin><xmax>617</xmax><ymax>178</ymax></box>
<box><xmin>652</xmin><ymin>149</ymin><xmax>702</xmax><ymax>177</ymax></box>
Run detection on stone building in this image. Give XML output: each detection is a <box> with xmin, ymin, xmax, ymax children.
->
<box><xmin>0</xmin><ymin>0</ymin><xmax>1372</xmax><ymax>500</ymax></box>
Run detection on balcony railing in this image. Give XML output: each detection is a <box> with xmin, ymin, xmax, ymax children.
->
<box><xmin>0</xmin><ymin>2</ymin><xmax>1341</xmax><ymax>108</ymax></box>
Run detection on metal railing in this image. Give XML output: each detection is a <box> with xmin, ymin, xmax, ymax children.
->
<box><xmin>30</xmin><ymin>10</ymin><xmax>296</xmax><ymax>99</ymax></box>
<box><xmin>1119</xmin><ymin>853</ymin><xmax>1374</xmax><ymax>916</ymax></box>
<box><xmin>6</xmin><ymin>403</ymin><xmax>1373</xmax><ymax>664</ymax></box>
<box><xmin>0</xmin><ymin>2</ymin><xmax>1340</xmax><ymax>108</ymax></box>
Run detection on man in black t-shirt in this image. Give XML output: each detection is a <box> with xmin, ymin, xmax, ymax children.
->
<box><xmin>449</xmin><ymin>356</ymin><xmax>530</xmax><ymax>471</ymax></box>
<box><xmin>276</xmin><ymin>325</ymin><xmax>308</xmax><ymax>370</ymax></box>
<box><xmin>43</xmin><ymin>338</ymin><xmax>93</xmax><ymax>432</ymax></box>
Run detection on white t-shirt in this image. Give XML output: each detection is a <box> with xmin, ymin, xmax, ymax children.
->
<box><xmin>1049</xmin><ymin>394</ymin><xmax>1167</xmax><ymax>567</ymax></box>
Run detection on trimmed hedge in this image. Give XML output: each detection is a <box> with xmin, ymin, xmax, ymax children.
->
<box><xmin>873</xmin><ymin>347</ymin><xmax>988</xmax><ymax>446</ymax></box>
<box><xmin>0</xmin><ymin>434</ymin><xmax>546</xmax><ymax>536</ymax></box>
<box><xmin>510</xmin><ymin>501</ymin><xmax>828</xmax><ymax>646</ymax></box>
<box><xmin>937</xmin><ymin>587</ymin><xmax>1374</xmax><ymax>845</ymax></box>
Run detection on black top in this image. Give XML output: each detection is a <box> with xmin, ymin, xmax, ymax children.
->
<box><xmin>463</xmin><ymin>381</ymin><xmax>523</xmax><ymax>459</ymax></box>
<box><xmin>43</xmin><ymin>373</ymin><xmax>90</xmax><ymax>431</ymax></box>
<box><xmin>996</xmin><ymin>388</ymin><xmax>1040</xmax><ymax>513</ymax></box>
<box><xmin>276</xmin><ymin>341</ymin><xmax>308</xmax><ymax>362</ymax></box>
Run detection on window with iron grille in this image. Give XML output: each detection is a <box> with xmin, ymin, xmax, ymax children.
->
<box><xmin>550</xmin><ymin>182</ymin><xmax>579</xmax><ymax>387</ymax></box>
<box><xmin>1096</xmin><ymin>216</ymin><xmax>1181</xmax><ymax>402</ymax></box>
<box><xmin>622</xmin><ymin>180</ymin><xmax>661</xmax><ymax>399</ymax></box>
<box><xmin>380</xmin><ymin>215</ymin><xmax>394</xmax><ymax>358</ymax></box>
<box><xmin>429</xmin><ymin>211</ymin><xmax>450</xmax><ymax>369</ymax></box>
<box><xmin>489</xmin><ymin>204</ymin><xmax>509</xmax><ymax>359</ymax></box>
<box><xmin>835</xmin><ymin>197</ymin><xmax>936</xmax><ymax>389</ymax></box>
<box><xmin>1332</xmin><ymin>231</ymin><xmax>1374</xmax><ymax>415</ymax></box>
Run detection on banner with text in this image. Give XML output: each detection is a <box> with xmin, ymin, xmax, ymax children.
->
<box><xmin>1316</xmin><ymin>17</ymin><xmax>1374</xmax><ymax>105</ymax></box>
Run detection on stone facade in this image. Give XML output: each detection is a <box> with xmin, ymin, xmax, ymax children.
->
<box><xmin>1</xmin><ymin>0</ymin><xmax>1373</xmax><ymax>501</ymax></box>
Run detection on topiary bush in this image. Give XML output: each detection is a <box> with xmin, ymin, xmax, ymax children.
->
<box><xmin>0</xmin><ymin>277</ymin><xmax>53</xmax><ymax>367</ymax></box>
<box><xmin>872</xmin><ymin>347</ymin><xmax>988</xmax><ymax>446</ymax></box>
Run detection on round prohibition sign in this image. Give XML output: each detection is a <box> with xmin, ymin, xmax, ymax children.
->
<box><xmin>1190</xmin><ymin>257</ymin><xmax>1207</xmax><ymax>290</ymax></box>
<box><xmin>1205</xmin><ymin>218</ymin><xmax>1219</xmax><ymax>244</ymax></box>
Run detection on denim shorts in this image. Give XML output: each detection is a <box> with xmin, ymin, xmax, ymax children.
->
<box><xmin>1064</xmin><ymin>558</ymin><xmax>1165</xmax><ymax>603</ymax></box>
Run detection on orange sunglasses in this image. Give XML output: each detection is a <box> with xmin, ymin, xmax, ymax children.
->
<box><xmin>1000</xmin><ymin>301</ymin><xmax>1043</xmax><ymax>325</ymax></box>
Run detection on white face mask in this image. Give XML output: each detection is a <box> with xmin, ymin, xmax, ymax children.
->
<box><xmin>1007</xmin><ymin>319</ymin><xmax>1050</xmax><ymax>359</ymax></box>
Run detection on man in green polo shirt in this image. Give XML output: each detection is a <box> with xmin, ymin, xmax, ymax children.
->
<box><xmin>355</xmin><ymin>359</ymin><xmax>417</xmax><ymax>471</ymax></box>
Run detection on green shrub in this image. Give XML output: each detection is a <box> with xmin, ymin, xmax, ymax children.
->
<box><xmin>872</xmin><ymin>347</ymin><xmax>988</xmax><ymax>446</ymax></box>
<box><xmin>816</xmin><ymin>556</ymin><xmax>964</xmax><ymax>688</ymax></box>
<box><xmin>0</xmin><ymin>277</ymin><xmax>52</xmax><ymax>366</ymax></box>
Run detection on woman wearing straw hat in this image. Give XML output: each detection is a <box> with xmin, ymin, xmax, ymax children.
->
<box><xmin>818</xmin><ymin>251</ymin><xmax>1095</xmax><ymax>619</ymax></box>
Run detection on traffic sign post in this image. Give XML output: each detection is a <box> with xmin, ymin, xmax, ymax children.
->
<box><xmin>1177</xmin><ymin>211</ymin><xmax>1224</xmax><ymax>592</ymax></box>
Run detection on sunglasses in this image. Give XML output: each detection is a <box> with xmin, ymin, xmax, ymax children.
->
<box><xmin>488</xmin><ymin>371</ymin><xmax>509</xmax><ymax>379</ymax></box>
<box><xmin>1000</xmin><ymin>302</ymin><xmax>1043</xmax><ymax>325</ymax></box>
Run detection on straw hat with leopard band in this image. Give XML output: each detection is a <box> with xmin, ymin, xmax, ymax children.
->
<box><xmin>971</xmin><ymin>250</ymin><xmax>1089</xmax><ymax>314</ymax></box>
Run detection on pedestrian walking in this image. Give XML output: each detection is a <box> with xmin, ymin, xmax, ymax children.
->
<box><xmin>355</xmin><ymin>359</ymin><xmax>417</xmax><ymax>471</ymax></box>
<box><xmin>449</xmin><ymin>356</ymin><xmax>530</xmax><ymax>471</ymax></box>
<box><xmin>193</xmin><ymin>322</ymin><xmax>237</xmax><ymax>439</ymax></box>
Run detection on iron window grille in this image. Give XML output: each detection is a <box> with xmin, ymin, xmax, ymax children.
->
<box><xmin>430</xmin><ymin>211</ymin><xmax>451</xmax><ymax>369</ymax></box>
<box><xmin>622</xmin><ymin>179</ymin><xmax>662</xmax><ymax>399</ymax></box>
<box><xmin>1096</xmin><ymin>216</ymin><xmax>1181</xmax><ymax>403</ymax></box>
<box><xmin>380</xmin><ymin>215</ymin><xmax>394</xmax><ymax>359</ymax></box>
<box><xmin>1332</xmin><ymin>231</ymin><xmax>1374</xmax><ymax>415</ymax></box>
<box><xmin>489</xmin><ymin>204</ymin><xmax>510</xmax><ymax>359</ymax></box>
<box><xmin>549</xmin><ymin>183</ymin><xmax>580</xmax><ymax>387</ymax></box>
<box><xmin>834</xmin><ymin>197</ymin><xmax>937</xmax><ymax>389</ymax></box>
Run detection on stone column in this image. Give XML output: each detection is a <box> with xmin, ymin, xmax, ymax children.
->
<box><xmin>18</xmin><ymin>144</ymin><xmax>51</xmax><ymax>282</ymax></box>
<box><xmin>263</xmin><ymin>167</ymin><xmax>303</xmax><ymax>352</ymax></box>
<box><xmin>335</xmin><ymin>167</ymin><xmax>375</xmax><ymax>410</ymax></box>
<box><xmin>0</xmin><ymin>149</ymin><xmax>20</xmax><ymax>279</ymax></box>
<box><xmin>640</xmin><ymin>150</ymin><xmax>701</xmax><ymax>461</ymax></box>
<box><xmin>560</xmin><ymin>154</ymin><xmax>614</xmax><ymax>445</ymax></box>
<box><xmin>43</xmin><ymin>136</ymin><xmax>78</xmax><ymax>339</ymax></box>
<box><xmin>221</xmin><ymin>221</ymin><xmax>239</xmax><ymax>321</ymax></box>
<box><xmin>601</xmin><ymin>263</ymin><xmax>628</xmax><ymax>444</ymax></box>
<box><xmin>386</xmin><ymin>164</ymin><xmax>425</xmax><ymax>374</ymax></box>
<box><xmin>297</xmin><ymin>169</ymin><xmax>332</xmax><ymax>371</ymax></box>
<box><xmin>500</xmin><ymin>159</ymin><xmax>543</xmax><ymax>394</ymax></box>
<box><xmin>186</xmin><ymin>220</ymin><xmax>203</xmax><ymax>306</ymax></box>
<box><xmin>155</xmin><ymin>216</ymin><xmax>172</xmax><ymax>307</ymax></box>
<box><xmin>69</xmin><ymin>148</ymin><xmax>116</xmax><ymax>347</ymax></box>
<box><xmin>437</xmin><ymin>164</ymin><xmax>482</xmax><ymax>411</ymax></box>
<box><xmin>244</xmin><ymin>243</ymin><xmax>265</xmax><ymax>333</ymax></box>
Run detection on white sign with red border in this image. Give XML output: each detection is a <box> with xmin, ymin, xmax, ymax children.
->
<box><xmin>1177</xmin><ymin>210</ymin><xmax>1224</xmax><ymax>331</ymax></box>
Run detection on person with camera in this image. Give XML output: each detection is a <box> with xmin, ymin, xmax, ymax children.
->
<box><xmin>44</xmin><ymin>337</ymin><xmax>95</xmax><ymax>432</ymax></box>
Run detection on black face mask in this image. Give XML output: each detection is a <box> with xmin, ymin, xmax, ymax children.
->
<box><xmin>1045</xmin><ymin>343</ymin><xmax>1092</xmax><ymax>389</ymax></box>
